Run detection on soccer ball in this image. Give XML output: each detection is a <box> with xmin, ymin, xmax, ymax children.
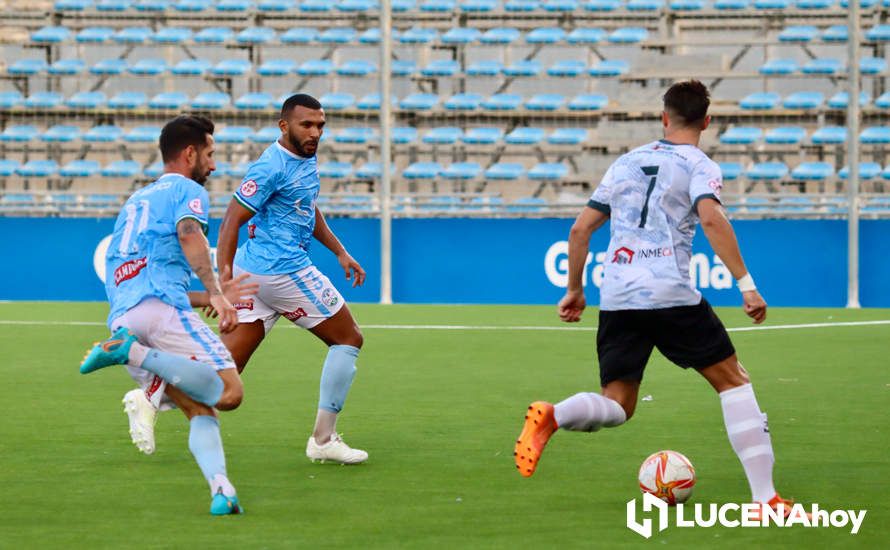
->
<box><xmin>638</xmin><ymin>450</ymin><xmax>696</xmax><ymax>505</ymax></box>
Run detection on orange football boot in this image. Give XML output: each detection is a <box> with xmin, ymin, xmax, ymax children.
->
<box><xmin>514</xmin><ymin>401</ymin><xmax>558</xmax><ymax>477</ymax></box>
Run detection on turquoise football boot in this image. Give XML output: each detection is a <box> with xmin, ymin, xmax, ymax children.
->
<box><xmin>80</xmin><ymin>327</ymin><xmax>137</xmax><ymax>374</ymax></box>
<box><xmin>210</xmin><ymin>488</ymin><xmax>243</xmax><ymax>516</ymax></box>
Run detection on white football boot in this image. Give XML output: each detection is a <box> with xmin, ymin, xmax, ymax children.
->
<box><xmin>306</xmin><ymin>433</ymin><xmax>368</xmax><ymax>464</ymax></box>
<box><xmin>122</xmin><ymin>389</ymin><xmax>158</xmax><ymax>455</ymax></box>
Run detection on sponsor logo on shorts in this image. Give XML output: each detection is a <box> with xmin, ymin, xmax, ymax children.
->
<box><xmin>114</xmin><ymin>257</ymin><xmax>148</xmax><ymax>285</ymax></box>
<box><xmin>283</xmin><ymin>307</ymin><xmax>308</xmax><ymax>321</ymax></box>
<box><xmin>233</xmin><ymin>300</ymin><xmax>254</xmax><ymax>311</ymax></box>
<box><xmin>612</xmin><ymin>247</ymin><xmax>634</xmax><ymax>265</ymax></box>
<box><xmin>240</xmin><ymin>179</ymin><xmax>258</xmax><ymax>197</ymax></box>
<box><xmin>188</xmin><ymin>198</ymin><xmax>204</xmax><ymax>215</ymax></box>
<box><xmin>146</xmin><ymin>375</ymin><xmax>163</xmax><ymax>400</ymax></box>
<box><xmin>321</xmin><ymin>288</ymin><xmax>339</xmax><ymax>307</ymax></box>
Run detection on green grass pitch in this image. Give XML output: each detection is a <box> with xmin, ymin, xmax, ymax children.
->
<box><xmin>0</xmin><ymin>302</ymin><xmax>887</xmax><ymax>548</ymax></box>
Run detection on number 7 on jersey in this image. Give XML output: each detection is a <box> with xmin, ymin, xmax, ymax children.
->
<box><xmin>639</xmin><ymin>166</ymin><xmax>659</xmax><ymax>228</ymax></box>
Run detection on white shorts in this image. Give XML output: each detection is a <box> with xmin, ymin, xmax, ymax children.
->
<box><xmin>111</xmin><ymin>297</ymin><xmax>236</xmax><ymax>410</ymax></box>
<box><xmin>232</xmin><ymin>264</ymin><xmax>345</xmax><ymax>333</ymax></box>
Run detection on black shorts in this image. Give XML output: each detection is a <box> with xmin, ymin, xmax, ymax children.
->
<box><xmin>596</xmin><ymin>299</ymin><xmax>735</xmax><ymax>387</ymax></box>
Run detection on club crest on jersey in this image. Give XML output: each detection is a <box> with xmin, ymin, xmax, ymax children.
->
<box><xmin>321</xmin><ymin>288</ymin><xmax>339</xmax><ymax>307</ymax></box>
<box><xmin>188</xmin><ymin>198</ymin><xmax>204</xmax><ymax>215</ymax></box>
<box><xmin>612</xmin><ymin>247</ymin><xmax>634</xmax><ymax>265</ymax></box>
<box><xmin>708</xmin><ymin>179</ymin><xmax>723</xmax><ymax>196</ymax></box>
<box><xmin>114</xmin><ymin>257</ymin><xmax>148</xmax><ymax>285</ymax></box>
<box><xmin>240</xmin><ymin>179</ymin><xmax>258</xmax><ymax>197</ymax></box>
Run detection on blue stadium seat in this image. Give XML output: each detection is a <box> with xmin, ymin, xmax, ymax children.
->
<box><xmin>865</xmin><ymin>25</ymin><xmax>890</xmax><ymax>42</ymax></box>
<box><xmin>97</xmin><ymin>0</ymin><xmax>132</xmax><ymax>10</ymax></box>
<box><xmin>468</xmin><ymin>196</ymin><xmax>504</xmax><ymax>211</ymax></box>
<box><xmin>802</xmin><ymin>58</ymin><xmax>843</xmax><ymax>75</ymax></box>
<box><xmin>392</xmin><ymin>60</ymin><xmax>417</xmax><ymax>76</ymax></box>
<box><xmin>419</xmin><ymin>0</ymin><xmax>455</xmax><ymax>10</ymax></box>
<box><xmin>480</xmin><ymin>27</ymin><xmax>521</xmax><ymax>44</ymax></box>
<box><xmin>399</xmin><ymin>27</ymin><xmax>438</xmax><ymax>44</ymax></box>
<box><xmin>356</xmin><ymin>93</ymin><xmax>387</xmax><ymax>110</ymax></box>
<box><xmin>875</xmin><ymin>92</ymin><xmax>890</xmax><ymax>109</ymax></box>
<box><xmin>235</xmin><ymin>92</ymin><xmax>273</xmax><ymax>110</ymax></box>
<box><xmin>860</xmin><ymin>57</ymin><xmax>887</xmax><ymax>75</ymax></box>
<box><xmin>215</xmin><ymin>126</ymin><xmax>254</xmax><ymax>143</ymax></box>
<box><xmin>810</xmin><ymin>126</ymin><xmax>847</xmax><ymax>144</ymax></box>
<box><xmin>32</xmin><ymin>26</ymin><xmax>71</xmax><ymax>43</ymax></box>
<box><xmin>505</xmin><ymin>127</ymin><xmax>545</xmax><ymax>144</ymax></box>
<box><xmin>319</xmin><ymin>27</ymin><xmax>357</xmax><ymax>43</ymax></box>
<box><xmin>259</xmin><ymin>0</ymin><xmax>297</xmax><ymax>9</ymax></box>
<box><xmin>237</xmin><ymin>27</ymin><xmax>277</xmax><ymax>44</ymax></box>
<box><xmin>445</xmin><ymin>93</ymin><xmax>484</xmax><ymax>110</ymax></box>
<box><xmin>525</xmin><ymin>94</ymin><xmax>565</xmax><ymax>110</ymax></box>
<box><xmin>485</xmin><ymin>163</ymin><xmax>525</xmax><ymax>180</ymax></box>
<box><xmin>589</xmin><ymin>59</ymin><xmax>629</xmax><ymax>76</ymax></box>
<box><xmin>462</xmin><ymin>127</ymin><xmax>504</xmax><ymax>144</ymax></box>
<box><xmin>627</xmin><ymin>0</ymin><xmax>664</xmax><ymax>9</ymax></box>
<box><xmin>149</xmin><ymin>92</ymin><xmax>189</xmax><ymax>109</ymax></box>
<box><xmin>753</xmin><ymin>0</ymin><xmax>790</xmax><ymax>7</ymax></box>
<box><xmin>759</xmin><ymin>58</ymin><xmax>798</xmax><ymax>75</ymax></box>
<box><xmin>670</xmin><ymin>0</ymin><xmax>705</xmax><ymax>8</ymax></box>
<box><xmin>828</xmin><ymin>91</ymin><xmax>870</xmax><ymax>109</ymax></box>
<box><xmin>528</xmin><ymin>163</ymin><xmax>568</xmax><ymax>179</ymax></box>
<box><xmin>174</xmin><ymin>0</ymin><xmax>212</xmax><ymax>10</ymax></box>
<box><xmin>298</xmin><ymin>59</ymin><xmax>334</xmax><ymax>75</ymax></box>
<box><xmin>608</xmin><ymin>27</ymin><xmax>648</xmax><ymax>43</ymax></box>
<box><xmin>113</xmin><ymin>27</ymin><xmax>153</xmax><ymax>44</ymax></box>
<box><xmin>566</xmin><ymin>28</ymin><xmax>605</xmax><ymax>44</ymax></box>
<box><xmin>843</xmin><ymin>0</ymin><xmax>878</xmax><ymax>8</ymax></box>
<box><xmin>765</xmin><ymin>127</ymin><xmax>806</xmax><ymax>144</ymax></box>
<box><xmin>782</xmin><ymin>92</ymin><xmax>824</xmax><ymax>109</ymax></box>
<box><xmin>8</xmin><ymin>59</ymin><xmax>47</xmax><ymax>75</ymax></box>
<box><xmin>337</xmin><ymin>60</ymin><xmax>377</xmax><ymax>76</ymax></box>
<box><xmin>212</xmin><ymin>59</ymin><xmax>252</xmax><ymax>76</ymax></box>
<box><xmin>548</xmin><ymin>128</ymin><xmax>588</xmax><ymax>145</ymax></box>
<box><xmin>101</xmin><ymin>160</ymin><xmax>141</xmax><ymax>178</ymax></box>
<box><xmin>839</xmin><ymin>163</ymin><xmax>881</xmax><ymax>180</ymax></box>
<box><xmin>504</xmin><ymin>60</ymin><xmax>542</xmax><ymax>77</ymax></box>
<box><xmin>582</xmin><ymin>0</ymin><xmax>620</xmax><ymax>9</ymax></box>
<box><xmin>195</xmin><ymin>27</ymin><xmax>234</xmax><ymax>43</ymax></box>
<box><xmin>779</xmin><ymin>26</ymin><xmax>819</xmax><ymax>42</ymax></box>
<box><xmin>0</xmin><ymin>160</ymin><xmax>20</xmax><ymax>177</ymax></box>
<box><xmin>361</xmin><ymin>28</ymin><xmax>389</xmax><ymax>44</ymax></box>
<box><xmin>400</xmin><ymin>93</ymin><xmax>440</xmax><ymax>110</ymax></box>
<box><xmin>526</xmin><ymin>27</ymin><xmax>566</xmax><ymax>44</ymax></box>
<box><xmin>859</xmin><ymin>127</ymin><xmax>890</xmax><ymax>144</ymax></box>
<box><xmin>718</xmin><ymin>162</ymin><xmax>743</xmax><ymax>180</ymax></box>
<box><xmin>319</xmin><ymin>92</ymin><xmax>355</xmax><ymax>110</ymax></box>
<box><xmin>25</xmin><ymin>92</ymin><xmax>63</xmax><ymax>109</ymax></box>
<box><xmin>83</xmin><ymin>125</ymin><xmax>123</xmax><ymax>142</ymax></box>
<box><xmin>91</xmin><ymin>59</ymin><xmax>128</xmax><ymax>75</ymax></box>
<box><xmin>339</xmin><ymin>0</ymin><xmax>379</xmax><ymax>11</ymax></box>
<box><xmin>467</xmin><ymin>60</ymin><xmax>503</xmax><ymax>76</ymax></box>
<box><xmin>460</xmin><ymin>0</ymin><xmax>497</xmax><ymax>10</ymax></box>
<box><xmin>482</xmin><ymin>94</ymin><xmax>523</xmax><ymax>111</ymax></box>
<box><xmin>392</xmin><ymin>127</ymin><xmax>418</xmax><ymax>144</ymax></box>
<box><xmin>0</xmin><ymin>92</ymin><xmax>23</xmax><ymax>108</ymax></box>
<box><xmin>335</xmin><ymin>127</ymin><xmax>377</xmax><ymax>144</ymax></box>
<box><xmin>57</xmin><ymin>0</ymin><xmax>94</xmax><ymax>9</ymax></box>
<box><xmin>423</xmin><ymin>127</ymin><xmax>463</xmax><ymax>144</ymax></box>
<box><xmin>108</xmin><ymin>92</ymin><xmax>147</xmax><ymax>109</ymax></box>
<box><xmin>548</xmin><ymin>60</ymin><xmax>587</xmax><ymax>77</ymax></box>
<box><xmin>821</xmin><ymin>25</ymin><xmax>847</xmax><ymax>42</ymax></box>
<box><xmin>77</xmin><ymin>27</ymin><xmax>114</xmax><ymax>43</ymax></box>
<box><xmin>720</xmin><ymin>127</ymin><xmax>763</xmax><ymax>144</ymax></box>
<box><xmin>791</xmin><ymin>162</ymin><xmax>834</xmax><ymax>180</ymax></box>
<box><xmin>152</xmin><ymin>27</ymin><xmax>193</xmax><ymax>44</ymax></box>
<box><xmin>421</xmin><ymin>59</ymin><xmax>461</xmax><ymax>76</ymax></box>
<box><xmin>354</xmin><ymin>162</ymin><xmax>385</xmax><ymax>179</ymax></box>
<box><xmin>740</xmin><ymin>92</ymin><xmax>780</xmax><ymax>110</ymax></box>
<box><xmin>258</xmin><ymin>59</ymin><xmax>297</xmax><ymax>76</ymax></box>
<box><xmin>172</xmin><ymin>58</ymin><xmax>212</xmax><ymax>75</ymax></box>
<box><xmin>252</xmin><ymin>127</ymin><xmax>281</xmax><ymax>143</ymax></box>
<box><xmin>134</xmin><ymin>0</ymin><xmax>171</xmax><ymax>10</ymax></box>
<box><xmin>318</xmin><ymin>162</ymin><xmax>354</xmax><ymax>179</ymax></box>
<box><xmin>0</xmin><ymin>125</ymin><xmax>39</xmax><ymax>142</ymax></box>
<box><xmin>569</xmin><ymin>93</ymin><xmax>609</xmax><ymax>110</ymax></box>
<box><xmin>747</xmin><ymin>162</ymin><xmax>789</xmax><ymax>180</ymax></box>
<box><xmin>442</xmin><ymin>162</ymin><xmax>482</xmax><ymax>179</ymax></box>
<box><xmin>60</xmin><ymin>160</ymin><xmax>101</xmax><ymax>178</ymax></box>
<box><xmin>226</xmin><ymin>162</ymin><xmax>250</xmax><ymax>178</ymax></box>
<box><xmin>505</xmin><ymin>0</ymin><xmax>540</xmax><ymax>10</ymax></box>
<box><xmin>403</xmin><ymin>162</ymin><xmax>442</xmax><ymax>179</ymax></box>
<box><xmin>301</xmin><ymin>0</ymin><xmax>334</xmax><ymax>10</ymax></box>
<box><xmin>541</xmin><ymin>0</ymin><xmax>578</xmax><ymax>10</ymax></box>
<box><xmin>795</xmin><ymin>0</ymin><xmax>835</xmax><ymax>7</ymax></box>
<box><xmin>41</xmin><ymin>125</ymin><xmax>81</xmax><ymax>142</ymax></box>
<box><xmin>17</xmin><ymin>160</ymin><xmax>59</xmax><ymax>177</ymax></box>
<box><xmin>392</xmin><ymin>0</ymin><xmax>416</xmax><ymax>9</ymax></box>
<box><xmin>129</xmin><ymin>59</ymin><xmax>167</xmax><ymax>75</ymax></box>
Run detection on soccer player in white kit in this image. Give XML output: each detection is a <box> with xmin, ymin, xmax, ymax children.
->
<box><xmin>514</xmin><ymin>81</ymin><xmax>799</xmax><ymax>518</ymax></box>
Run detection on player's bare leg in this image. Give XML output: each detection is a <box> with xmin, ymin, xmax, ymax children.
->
<box><xmin>219</xmin><ymin>319</ymin><xmax>266</xmax><ymax>374</ymax></box>
<box><xmin>305</xmin><ymin>305</ymin><xmax>367</xmax><ymax>464</ymax></box>
<box><xmin>514</xmin><ymin>380</ymin><xmax>633</xmax><ymax>477</ymax></box>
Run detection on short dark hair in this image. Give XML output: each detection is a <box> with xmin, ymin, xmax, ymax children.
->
<box><xmin>280</xmin><ymin>93</ymin><xmax>322</xmax><ymax>118</ymax></box>
<box><xmin>663</xmin><ymin>80</ymin><xmax>710</xmax><ymax>126</ymax></box>
<box><xmin>159</xmin><ymin>115</ymin><xmax>214</xmax><ymax>163</ymax></box>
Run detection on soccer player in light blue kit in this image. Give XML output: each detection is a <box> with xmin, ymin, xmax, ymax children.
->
<box><xmin>216</xmin><ymin>93</ymin><xmax>369</xmax><ymax>464</ymax></box>
<box><xmin>80</xmin><ymin>115</ymin><xmax>245</xmax><ymax>515</ymax></box>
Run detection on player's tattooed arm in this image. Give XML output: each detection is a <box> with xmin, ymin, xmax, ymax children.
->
<box><xmin>177</xmin><ymin>217</ymin><xmax>222</xmax><ymax>296</ymax></box>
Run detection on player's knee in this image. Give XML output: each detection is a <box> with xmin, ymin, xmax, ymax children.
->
<box><xmin>349</xmin><ymin>327</ymin><xmax>364</xmax><ymax>349</ymax></box>
<box><xmin>215</xmin><ymin>381</ymin><xmax>244</xmax><ymax>411</ymax></box>
<box><xmin>621</xmin><ymin>401</ymin><xmax>637</xmax><ymax>420</ymax></box>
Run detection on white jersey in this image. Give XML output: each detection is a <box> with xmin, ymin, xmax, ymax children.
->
<box><xmin>588</xmin><ymin>139</ymin><xmax>723</xmax><ymax>311</ymax></box>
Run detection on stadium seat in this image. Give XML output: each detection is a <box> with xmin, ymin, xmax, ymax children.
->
<box><xmin>124</xmin><ymin>126</ymin><xmax>162</xmax><ymax>142</ymax></box>
<box><xmin>152</xmin><ymin>27</ymin><xmax>193</xmax><ymax>44</ymax></box>
<box><xmin>355</xmin><ymin>162</ymin><xmax>395</xmax><ymax>179</ymax></box>
<box><xmin>720</xmin><ymin>127</ymin><xmax>763</xmax><ymax>144</ymax></box>
<box><xmin>442</xmin><ymin>162</ymin><xmax>482</xmax><ymax>179</ymax></box>
<box><xmin>548</xmin><ymin>60</ymin><xmax>587</xmax><ymax>77</ymax></box>
<box><xmin>49</xmin><ymin>58</ymin><xmax>87</xmax><ymax>74</ymax></box>
<box><xmin>541</xmin><ymin>0</ymin><xmax>578</xmax><ymax>10</ymax></box>
<box><xmin>319</xmin><ymin>28</ymin><xmax>357</xmax><ymax>44</ymax></box>
<box><xmin>810</xmin><ymin>126</ymin><xmax>847</xmax><ymax>144</ymax></box>
<box><xmin>480</xmin><ymin>28</ymin><xmax>521</xmax><ymax>44</ymax></box>
<box><xmin>392</xmin><ymin>60</ymin><xmax>417</xmax><ymax>76</ymax></box>
<box><xmin>839</xmin><ymin>163</ymin><xmax>881</xmax><ymax>180</ymax></box>
<box><xmin>753</xmin><ymin>0</ymin><xmax>790</xmax><ymax>7</ymax></box>
<box><xmin>399</xmin><ymin>27</ymin><xmax>438</xmax><ymax>43</ymax></box>
<box><xmin>566</xmin><ymin>28</ymin><xmax>605</xmax><ymax>44</ymax></box>
<box><xmin>765</xmin><ymin>127</ymin><xmax>806</xmax><ymax>144</ymax></box>
<box><xmin>526</xmin><ymin>27</ymin><xmax>566</xmax><ymax>44</ymax></box>
<box><xmin>583</xmin><ymin>0</ymin><xmax>620</xmax><ymax>9</ymax></box>
<box><xmin>628</xmin><ymin>0</ymin><xmax>664</xmax><ymax>9</ymax></box>
<box><xmin>467</xmin><ymin>60</ymin><xmax>504</xmax><ymax>76</ymax></box>
<box><xmin>791</xmin><ymin>162</ymin><xmax>834</xmax><ymax>180</ymax></box>
<box><xmin>482</xmin><ymin>94</ymin><xmax>523</xmax><ymax>111</ymax></box>
<box><xmin>504</xmin><ymin>60</ymin><xmax>542</xmax><ymax>77</ymax></box>
<box><xmin>8</xmin><ymin>59</ymin><xmax>47</xmax><ymax>75</ymax></box>
<box><xmin>548</xmin><ymin>128</ymin><xmax>588</xmax><ymax>145</ymax></box>
<box><xmin>235</xmin><ymin>92</ymin><xmax>273</xmax><ymax>110</ymax></box>
<box><xmin>747</xmin><ymin>162</ymin><xmax>789</xmax><ymax>180</ymax></box>
<box><xmin>392</xmin><ymin>0</ymin><xmax>417</xmax><ymax>9</ymax></box>
<box><xmin>319</xmin><ymin>93</ymin><xmax>355</xmax><ymax>110</ymax></box>
<box><xmin>525</xmin><ymin>94</ymin><xmax>565</xmax><ymax>110</ymax></box>
<box><xmin>108</xmin><ymin>92</ymin><xmax>147</xmax><ymax>109</ymax></box>
<box><xmin>485</xmin><ymin>163</ymin><xmax>525</xmax><ymax>180</ymax></box>
<box><xmin>795</xmin><ymin>0</ymin><xmax>835</xmax><ymax>7</ymax></box>
<box><xmin>875</xmin><ymin>92</ymin><xmax>890</xmax><ymax>109</ymax></box>
<box><xmin>802</xmin><ymin>58</ymin><xmax>843</xmax><ymax>75</ymax></box>
<box><xmin>149</xmin><ymin>92</ymin><xmax>189</xmax><ymax>109</ymax></box>
<box><xmin>403</xmin><ymin>162</ymin><xmax>442</xmax><ymax>179</ymax></box>
<box><xmin>129</xmin><ymin>59</ymin><xmax>167</xmax><ymax>76</ymax></box>
<box><xmin>423</xmin><ymin>127</ymin><xmax>463</xmax><ymax>144</ymax></box>
<box><xmin>91</xmin><ymin>59</ymin><xmax>128</xmax><ymax>75</ymax></box>
<box><xmin>114</xmin><ymin>27</ymin><xmax>153</xmax><ymax>44</ymax></box>
<box><xmin>60</xmin><ymin>160</ymin><xmax>101</xmax><ymax>178</ymax></box>
<box><xmin>507</xmin><ymin>196</ymin><xmax>548</xmax><ymax>212</ymax></box>
<box><xmin>175</xmin><ymin>0</ymin><xmax>212</xmax><ymax>10</ymax></box>
<box><xmin>172</xmin><ymin>59</ymin><xmax>212</xmax><ymax>75</ymax></box>
<box><xmin>32</xmin><ymin>26</ymin><xmax>71</xmax><ymax>43</ymax></box>
<box><xmin>828</xmin><ymin>91</ymin><xmax>870</xmax><ymax>109</ymax></box>
<box><xmin>528</xmin><ymin>163</ymin><xmax>569</xmax><ymax>179</ymax></box>
<box><xmin>505</xmin><ymin>128</ymin><xmax>545</xmax><ymax>145</ymax></box>
<box><xmin>669</xmin><ymin>0</ymin><xmax>705</xmax><ymax>7</ymax></box>
<box><xmin>335</xmin><ymin>127</ymin><xmax>377</xmax><ymax>144</ymax></box>
<box><xmin>215</xmin><ymin>126</ymin><xmax>254</xmax><ymax>143</ymax></box>
<box><xmin>0</xmin><ymin>160</ymin><xmax>20</xmax><ymax>177</ymax></box>
<box><xmin>237</xmin><ymin>27</ymin><xmax>277</xmax><ymax>44</ymax></box>
<box><xmin>101</xmin><ymin>160</ymin><xmax>141</xmax><ymax>178</ymax></box>
<box><xmin>195</xmin><ymin>27</ymin><xmax>234</xmax><ymax>43</ymax></box>
<box><xmin>608</xmin><ymin>27</ymin><xmax>648</xmax><ymax>43</ymax></box>
<box><xmin>505</xmin><ymin>0</ymin><xmax>540</xmax><ymax>10</ymax></box>
<box><xmin>860</xmin><ymin>57</ymin><xmax>887</xmax><ymax>75</ymax></box>
<box><xmin>25</xmin><ymin>92</ymin><xmax>63</xmax><ymax>109</ymax></box>
<box><xmin>421</xmin><ymin>60</ymin><xmax>460</xmax><ymax>77</ymax></box>
<box><xmin>134</xmin><ymin>0</ymin><xmax>171</xmax><ymax>10</ymax></box>
<box><xmin>821</xmin><ymin>25</ymin><xmax>847</xmax><ymax>42</ymax></box>
<box><xmin>97</xmin><ymin>0</ymin><xmax>132</xmax><ymax>10</ymax></box>
<box><xmin>569</xmin><ymin>93</ymin><xmax>608</xmax><ymax>110</ymax></box>
<box><xmin>226</xmin><ymin>162</ymin><xmax>250</xmax><ymax>179</ymax></box>
<box><xmin>357</xmin><ymin>93</ymin><xmax>395</xmax><ymax>110</ymax></box>
<box><xmin>0</xmin><ymin>125</ymin><xmax>39</xmax><ymax>142</ymax></box>
<box><xmin>57</xmin><ymin>0</ymin><xmax>94</xmax><ymax>9</ymax></box>
<box><xmin>359</xmin><ymin>28</ymin><xmax>383</xmax><ymax>44</ymax></box>
<box><xmin>392</xmin><ymin>127</ymin><xmax>418</xmax><ymax>144</ymax></box>
<box><xmin>212</xmin><ymin>59</ymin><xmax>252</xmax><ymax>76</ymax></box>
<box><xmin>718</xmin><ymin>162</ymin><xmax>743</xmax><ymax>180</ymax></box>
<box><xmin>77</xmin><ymin>27</ymin><xmax>114</xmax><ymax>43</ymax></box>
<box><xmin>462</xmin><ymin>127</ymin><xmax>504</xmax><ymax>144</ymax></box>
<box><xmin>778</xmin><ymin>26</ymin><xmax>819</xmax><ymax>42</ymax></box>
<box><xmin>865</xmin><ymin>25</ymin><xmax>890</xmax><ymax>42</ymax></box>
<box><xmin>339</xmin><ymin>0</ymin><xmax>377</xmax><ymax>12</ymax></box>
<box><xmin>252</xmin><ymin>127</ymin><xmax>281</xmax><ymax>143</ymax></box>
<box><xmin>318</xmin><ymin>162</ymin><xmax>354</xmax><ymax>179</ymax></box>
<box><xmin>740</xmin><ymin>92</ymin><xmax>780</xmax><ymax>110</ymax></box>
<box><xmin>298</xmin><ymin>60</ymin><xmax>334</xmax><ymax>76</ymax></box>
<box><xmin>259</xmin><ymin>0</ymin><xmax>297</xmax><ymax>9</ymax></box>
<box><xmin>859</xmin><ymin>127</ymin><xmax>890</xmax><ymax>144</ymax></box>
<box><xmin>442</xmin><ymin>27</ymin><xmax>481</xmax><ymax>44</ymax></box>
<box><xmin>759</xmin><ymin>58</ymin><xmax>798</xmax><ymax>75</ymax></box>
<box><xmin>41</xmin><ymin>125</ymin><xmax>81</xmax><ymax>142</ymax></box>
<box><xmin>400</xmin><ymin>93</ymin><xmax>440</xmax><ymax>110</ymax></box>
<box><xmin>17</xmin><ymin>160</ymin><xmax>58</xmax><ymax>177</ymax></box>
<box><xmin>83</xmin><ymin>125</ymin><xmax>123</xmax><ymax>142</ymax></box>
<box><xmin>589</xmin><ymin>60</ymin><xmax>629</xmax><ymax>77</ymax></box>
<box><xmin>445</xmin><ymin>93</ymin><xmax>484</xmax><ymax>110</ymax></box>
<box><xmin>0</xmin><ymin>92</ymin><xmax>23</xmax><ymax>109</ymax></box>
<box><xmin>300</xmin><ymin>0</ymin><xmax>333</xmax><ymax>9</ymax></box>
<box><xmin>783</xmin><ymin>92</ymin><xmax>824</xmax><ymax>109</ymax></box>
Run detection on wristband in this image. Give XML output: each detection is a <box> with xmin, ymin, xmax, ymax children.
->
<box><xmin>736</xmin><ymin>273</ymin><xmax>756</xmax><ymax>292</ymax></box>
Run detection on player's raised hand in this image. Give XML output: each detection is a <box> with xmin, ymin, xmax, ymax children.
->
<box><xmin>338</xmin><ymin>252</ymin><xmax>366</xmax><ymax>288</ymax></box>
<box><xmin>210</xmin><ymin>294</ymin><xmax>238</xmax><ymax>333</ymax></box>
<box><xmin>742</xmin><ymin>289</ymin><xmax>767</xmax><ymax>324</ymax></box>
<box><xmin>558</xmin><ymin>290</ymin><xmax>586</xmax><ymax>323</ymax></box>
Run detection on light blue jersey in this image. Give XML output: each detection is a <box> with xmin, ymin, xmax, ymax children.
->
<box><xmin>233</xmin><ymin>142</ymin><xmax>319</xmax><ymax>275</ymax></box>
<box><xmin>105</xmin><ymin>173</ymin><xmax>210</xmax><ymax>326</ymax></box>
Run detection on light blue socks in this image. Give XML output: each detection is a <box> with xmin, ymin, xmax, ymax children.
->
<box><xmin>188</xmin><ymin>416</ymin><xmax>231</xmax><ymax>494</ymax></box>
<box><xmin>139</xmin><ymin>349</ymin><xmax>224</xmax><ymax>406</ymax></box>
<box><xmin>318</xmin><ymin>345</ymin><xmax>359</xmax><ymax>413</ymax></box>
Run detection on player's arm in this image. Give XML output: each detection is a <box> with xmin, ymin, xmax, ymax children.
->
<box><xmin>189</xmin><ymin>273</ymin><xmax>258</xmax><ymax>318</ymax></box>
<box><xmin>558</xmin><ymin>206</ymin><xmax>609</xmax><ymax>323</ymax></box>
<box><xmin>216</xmin><ymin>200</ymin><xmax>254</xmax><ymax>284</ymax></box>
<box><xmin>313</xmin><ymin>206</ymin><xmax>366</xmax><ymax>287</ymax></box>
<box><xmin>696</xmin><ymin>198</ymin><xmax>767</xmax><ymax>324</ymax></box>
<box><xmin>177</xmin><ymin>217</ymin><xmax>238</xmax><ymax>333</ymax></box>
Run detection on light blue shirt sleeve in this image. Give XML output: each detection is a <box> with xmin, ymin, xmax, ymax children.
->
<box><xmin>173</xmin><ymin>182</ymin><xmax>210</xmax><ymax>230</ymax></box>
<box><xmin>234</xmin><ymin>156</ymin><xmax>278</xmax><ymax>214</ymax></box>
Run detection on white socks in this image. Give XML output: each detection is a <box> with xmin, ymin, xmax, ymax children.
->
<box><xmin>210</xmin><ymin>474</ymin><xmax>237</xmax><ymax>498</ymax></box>
<box><xmin>719</xmin><ymin>383</ymin><xmax>776</xmax><ymax>503</ymax></box>
<box><xmin>312</xmin><ymin>409</ymin><xmax>338</xmax><ymax>444</ymax></box>
<box><xmin>554</xmin><ymin>392</ymin><xmax>627</xmax><ymax>432</ymax></box>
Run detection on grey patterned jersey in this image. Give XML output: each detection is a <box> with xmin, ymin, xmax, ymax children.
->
<box><xmin>588</xmin><ymin>139</ymin><xmax>723</xmax><ymax>311</ymax></box>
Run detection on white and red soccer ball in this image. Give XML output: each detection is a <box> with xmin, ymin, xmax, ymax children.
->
<box><xmin>638</xmin><ymin>450</ymin><xmax>696</xmax><ymax>505</ymax></box>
